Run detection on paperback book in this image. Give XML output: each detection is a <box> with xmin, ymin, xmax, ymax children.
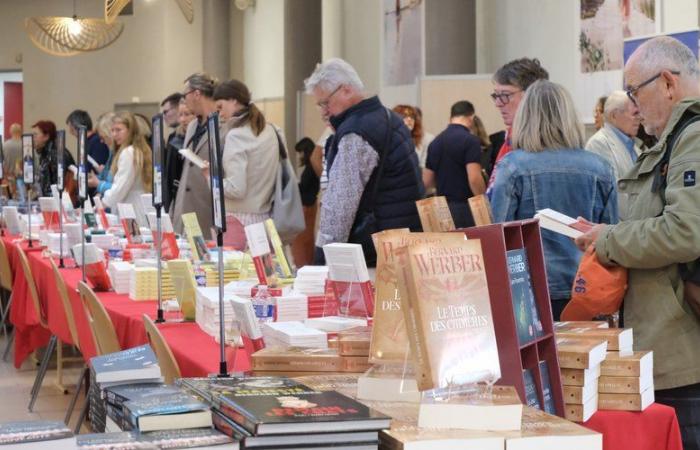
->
<box><xmin>506</xmin><ymin>248</ymin><xmax>543</xmax><ymax>345</ymax></box>
<box><xmin>122</xmin><ymin>392</ymin><xmax>212</xmax><ymax>432</ymax></box>
<box><xmin>415</xmin><ymin>196</ymin><xmax>455</xmax><ymax>232</ymax></box>
<box><xmin>0</xmin><ymin>421</ymin><xmax>72</xmax><ymax>445</ymax></box>
<box><xmin>90</xmin><ymin>344</ymin><xmax>162</xmax><ymax>386</ymax></box>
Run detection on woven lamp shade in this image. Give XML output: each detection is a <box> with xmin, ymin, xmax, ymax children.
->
<box><xmin>25</xmin><ymin>16</ymin><xmax>124</xmax><ymax>56</ymax></box>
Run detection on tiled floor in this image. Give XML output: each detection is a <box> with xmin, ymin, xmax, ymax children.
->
<box><xmin>0</xmin><ymin>332</ymin><xmax>89</xmax><ymax>432</ymax></box>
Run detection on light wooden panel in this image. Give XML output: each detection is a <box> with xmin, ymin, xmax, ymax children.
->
<box><xmin>419</xmin><ymin>75</ymin><xmax>504</xmax><ymax>138</ymax></box>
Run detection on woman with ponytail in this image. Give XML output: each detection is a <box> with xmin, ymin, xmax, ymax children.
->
<box><xmin>211</xmin><ymin>79</ymin><xmax>280</xmax><ymax>247</ymax></box>
<box><xmin>101</xmin><ymin>111</ymin><xmax>153</xmax><ymax>226</ymax></box>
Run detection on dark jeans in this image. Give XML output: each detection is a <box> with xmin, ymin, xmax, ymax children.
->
<box><xmin>656</xmin><ymin>382</ymin><xmax>700</xmax><ymax>450</ymax></box>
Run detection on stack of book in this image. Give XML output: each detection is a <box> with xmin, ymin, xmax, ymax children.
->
<box><xmin>273</xmin><ymin>293</ymin><xmax>308</xmax><ymax>322</ymax></box>
<box><xmin>556</xmin><ymin>336</ymin><xmax>608</xmax><ymax>422</ymax></box>
<box><xmin>293</xmin><ymin>266</ymin><xmax>329</xmax><ymax>295</ymax></box>
<box><xmin>102</xmin><ymin>383</ymin><xmax>181</xmax><ymax>431</ymax></box>
<box><xmin>195</xmin><ymin>286</ymin><xmax>236</xmax><ymax>339</ymax></box>
<box><xmin>108</xmin><ymin>261</ymin><xmax>132</xmax><ymax>294</ymax></box>
<box><xmin>90</xmin><ymin>232</ymin><xmax>117</xmax><ymax>250</ymax></box>
<box><xmin>128</xmin><ymin>267</ymin><xmax>176</xmax><ymax>301</ymax></box>
<box><xmin>323</xmin><ymin>243</ymin><xmax>374</xmax><ymax>318</ymax></box>
<box><xmin>252</xmin><ymin>345</ymin><xmax>372</xmax><ymax>375</ymax></box>
<box><xmin>261</xmin><ymin>321</ymin><xmax>328</xmax><ymax>349</ymax></box>
<box><xmin>599</xmin><ymin>350</ymin><xmax>654</xmax><ymax>412</ymax></box>
<box><xmin>199</xmin><ymin>262</ymin><xmax>241</xmax><ymax>287</ymax></box>
<box><xmin>305</xmin><ymin>316</ymin><xmax>368</xmax><ymax>333</ymax></box>
<box><xmin>308</xmin><ymin>285</ymin><xmax>339</xmax><ymax>318</ymax></box>
<box><xmin>178</xmin><ymin>376</ymin><xmax>390</xmax><ymax>449</ymax></box>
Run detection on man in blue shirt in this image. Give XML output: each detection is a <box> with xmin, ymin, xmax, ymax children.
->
<box><xmin>423</xmin><ymin>101</ymin><xmax>485</xmax><ymax>228</ymax></box>
<box><xmin>585</xmin><ymin>90</ymin><xmax>642</xmax><ymax>219</ymax></box>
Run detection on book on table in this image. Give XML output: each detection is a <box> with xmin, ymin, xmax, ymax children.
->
<box><xmin>76</xmin><ymin>428</ymin><xmax>234</xmax><ymax>449</ymax></box>
<box><xmin>468</xmin><ymin>194</ymin><xmax>494</xmax><ymax>227</ymax></box>
<box><xmin>415</xmin><ymin>196</ymin><xmax>455</xmax><ymax>232</ymax></box>
<box><xmin>522</xmin><ymin>369</ymin><xmax>541</xmax><ymax>409</ymax></box>
<box><xmin>0</xmin><ymin>421</ymin><xmax>72</xmax><ymax>445</ymax></box>
<box><xmin>556</xmin><ymin>327</ymin><xmax>633</xmax><ymax>352</ymax></box>
<box><xmin>90</xmin><ymin>344</ymin><xmax>162</xmax><ymax>387</ymax></box>
<box><xmin>533</xmin><ymin>208</ymin><xmax>593</xmax><ymax>239</ymax></box>
<box><xmin>600</xmin><ymin>350</ymin><xmax>653</xmax><ymax>377</ymax></box>
<box><xmin>555</xmin><ymin>337</ymin><xmax>608</xmax><ymax>370</ymax></box>
<box><xmin>103</xmin><ymin>383</ymin><xmax>178</xmax><ymax>407</ymax></box>
<box><xmin>178</xmin><ymin>376</ymin><xmax>317</xmax><ymax>408</ymax></box>
<box><xmin>564</xmin><ymin>393</ymin><xmax>598</xmax><ymax>422</ymax></box>
<box><xmin>560</xmin><ymin>365</ymin><xmax>601</xmax><ymax>387</ymax></box>
<box><xmin>122</xmin><ymin>391</ymin><xmax>212</xmax><ymax>432</ymax></box>
<box><xmin>182</xmin><ymin>212</ymin><xmax>209</xmax><ymax>261</ymax></box>
<box><xmin>244</xmin><ymin>221</ymin><xmax>279</xmax><ymax>287</ymax></box>
<box><xmin>380</xmin><ymin>421</ymin><xmax>504</xmax><ymax>450</ymax></box>
<box><xmin>538</xmin><ymin>361</ymin><xmax>557</xmax><ymax>415</ymax></box>
<box><xmin>323</xmin><ymin>242</ymin><xmax>374</xmax><ymax>318</ymax></box>
<box><xmin>598</xmin><ymin>388</ymin><xmax>654</xmax><ymax>411</ymax></box>
<box><xmin>554</xmin><ymin>321</ymin><xmax>609</xmax><ymax>331</ymax></box>
<box><xmin>503</xmin><ymin>405</ymin><xmax>602</xmax><ymax>449</ymax></box>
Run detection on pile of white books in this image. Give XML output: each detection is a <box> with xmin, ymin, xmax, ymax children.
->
<box><xmin>91</xmin><ymin>233</ymin><xmax>117</xmax><ymax>250</ymax></box>
<box><xmin>273</xmin><ymin>293</ymin><xmax>309</xmax><ymax>322</ymax></box>
<box><xmin>261</xmin><ymin>321</ymin><xmax>328</xmax><ymax>349</ymax></box>
<box><xmin>304</xmin><ymin>316</ymin><xmax>368</xmax><ymax>332</ymax></box>
<box><xmin>293</xmin><ymin>266</ymin><xmax>328</xmax><ymax>295</ymax></box>
<box><xmin>195</xmin><ymin>287</ymin><xmax>236</xmax><ymax>339</ymax></box>
<box><xmin>64</xmin><ymin>223</ymin><xmax>82</xmax><ymax>248</ymax></box>
<box><xmin>47</xmin><ymin>232</ymin><xmax>69</xmax><ymax>257</ymax></box>
<box><xmin>108</xmin><ymin>261</ymin><xmax>133</xmax><ymax>294</ymax></box>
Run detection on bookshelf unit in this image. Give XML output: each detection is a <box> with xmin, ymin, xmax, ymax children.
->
<box><xmin>459</xmin><ymin>219</ymin><xmax>565</xmax><ymax>417</ymax></box>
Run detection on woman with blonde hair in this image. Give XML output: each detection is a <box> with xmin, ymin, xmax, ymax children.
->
<box><xmin>89</xmin><ymin>112</ymin><xmax>116</xmax><ymax>195</ymax></box>
<box><xmin>100</xmin><ymin>111</ymin><xmax>153</xmax><ymax>225</ymax></box>
<box><xmin>490</xmin><ymin>80</ymin><xmax>618</xmax><ymax>319</ymax></box>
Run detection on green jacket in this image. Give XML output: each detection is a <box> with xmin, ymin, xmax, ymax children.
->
<box><xmin>596</xmin><ymin>98</ymin><xmax>700</xmax><ymax>390</ymax></box>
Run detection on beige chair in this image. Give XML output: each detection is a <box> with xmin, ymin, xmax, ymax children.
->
<box><xmin>17</xmin><ymin>245</ymin><xmax>57</xmax><ymax>412</ymax></box>
<box><xmin>0</xmin><ymin>239</ymin><xmax>14</xmax><ymax>357</ymax></box>
<box><xmin>50</xmin><ymin>260</ymin><xmax>88</xmax><ymax>428</ymax></box>
<box><xmin>78</xmin><ymin>281</ymin><xmax>120</xmax><ymax>356</ymax></box>
<box><xmin>142</xmin><ymin>314</ymin><xmax>181</xmax><ymax>384</ymax></box>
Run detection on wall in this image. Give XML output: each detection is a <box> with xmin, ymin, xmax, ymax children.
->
<box><xmin>242</xmin><ymin>0</ymin><xmax>285</xmax><ymax>100</ymax></box>
<box><xmin>0</xmin><ymin>71</ymin><xmax>23</xmax><ymax>135</ymax></box>
<box><xmin>0</xmin><ymin>0</ymin><xmax>204</xmax><ymax>153</ymax></box>
<box><xmin>426</xmin><ymin>0</ymin><xmax>476</xmax><ymax>75</ymax></box>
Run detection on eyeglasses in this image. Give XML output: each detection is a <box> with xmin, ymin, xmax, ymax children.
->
<box><xmin>317</xmin><ymin>85</ymin><xmax>342</xmax><ymax>110</ymax></box>
<box><xmin>626</xmin><ymin>70</ymin><xmax>680</xmax><ymax>104</ymax></box>
<box><xmin>182</xmin><ymin>88</ymin><xmax>196</xmax><ymax>98</ymax></box>
<box><xmin>490</xmin><ymin>90</ymin><xmax>521</xmax><ymax>105</ymax></box>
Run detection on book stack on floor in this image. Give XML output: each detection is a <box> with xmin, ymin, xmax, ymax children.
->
<box><xmin>555</xmin><ymin>335</ymin><xmax>608</xmax><ymax>422</ymax></box>
<box><xmin>89</xmin><ymin>345</ymin><xmax>164</xmax><ymax>433</ymax></box>
<box><xmin>178</xmin><ymin>376</ymin><xmax>390</xmax><ymax>450</ymax></box>
<box><xmin>195</xmin><ymin>286</ymin><xmax>236</xmax><ymax>339</ymax></box>
<box><xmin>555</xmin><ymin>322</ymin><xmax>653</xmax><ymax>413</ymax></box>
<box><xmin>108</xmin><ymin>260</ymin><xmax>132</xmax><ymax>294</ymax></box>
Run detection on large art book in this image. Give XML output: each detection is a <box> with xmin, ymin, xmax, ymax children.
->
<box><xmin>217</xmin><ymin>389</ymin><xmax>391</xmax><ymax>435</ymax></box>
<box><xmin>370</xmin><ymin>230</ymin><xmax>449</xmax><ymax>363</ymax></box>
<box><xmin>400</xmin><ymin>237</ymin><xmax>501</xmax><ymax>391</ymax></box>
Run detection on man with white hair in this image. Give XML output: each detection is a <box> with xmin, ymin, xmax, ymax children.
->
<box><xmin>585</xmin><ymin>90</ymin><xmax>642</xmax><ymax>219</ymax></box>
<box><xmin>576</xmin><ymin>36</ymin><xmax>700</xmax><ymax>449</ymax></box>
<box><xmin>305</xmin><ymin>58</ymin><xmax>423</xmax><ymax>265</ymax></box>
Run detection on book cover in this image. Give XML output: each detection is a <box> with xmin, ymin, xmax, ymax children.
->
<box><xmin>76</xmin><ymin>432</ymin><xmax>140</xmax><ymax>449</ymax></box>
<box><xmin>538</xmin><ymin>360</ymin><xmax>557</xmax><ymax>415</ymax></box>
<box><xmin>506</xmin><ymin>249</ymin><xmax>537</xmax><ymax>345</ymax></box>
<box><xmin>182</xmin><ymin>212</ymin><xmax>208</xmax><ymax>261</ymax></box>
<box><xmin>165</xmin><ymin>259</ymin><xmax>197</xmax><ymax>320</ymax></box>
<box><xmin>90</xmin><ymin>344</ymin><xmax>161</xmax><ymax>384</ymax></box>
<box><xmin>217</xmin><ymin>389</ymin><xmax>391</xmax><ymax>436</ymax></box>
<box><xmin>522</xmin><ymin>368</ymin><xmax>541</xmax><ymax>409</ymax></box>
<box><xmin>415</xmin><ymin>196</ymin><xmax>456</xmax><ymax>232</ymax></box>
<box><xmin>117</xmin><ymin>203</ymin><xmax>142</xmax><ymax>245</ymax></box>
<box><xmin>401</xmin><ymin>237</ymin><xmax>501</xmax><ymax>391</ymax></box>
<box><xmin>123</xmin><ymin>392</ymin><xmax>211</xmax><ymax>432</ymax></box>
<box><xmin>180</xmin><ymin>376</ymin><xmax>317</xmax><ymax>408</ymax></box>
<box><xmin>502</xmin><ymin>405</ymin><xmax>602</xmax><ymax>448</ymax></box>
<box><xmin>600</xmin><ymin>351</ymin><xmax>653</xmax><ymax>377</ymax></box>
<box><xmin>0</xmin><ymin>421</ymin><xmax>72</xmax><ymax>445</ymax></box>
<box><xmin>264</xmin><ymin>218</ymin><xmax>293</xmax><ymax>278</ymax></box>
<box><xmin>370</xmin><ymin>231</ymin><xmax>451</xmax><ymax>364</ymax></box>
<box><xmin>468</xmin><ymin>194</ymin><xmax>494</xmax><ymax>227</ymax></box>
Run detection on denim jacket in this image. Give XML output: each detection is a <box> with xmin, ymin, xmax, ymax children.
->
<box><xmin>490</xmin><ymin>148</ymin><xmax>618</xmax><ymax>299</ymax></box>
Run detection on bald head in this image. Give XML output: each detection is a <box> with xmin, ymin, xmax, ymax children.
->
<box><xmin>624</xmin><ymin>36</ymin><xmax>700</xmax><ymax>137</ymax></box>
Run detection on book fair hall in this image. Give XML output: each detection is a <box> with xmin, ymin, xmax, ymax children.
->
<box><xmin>1</xmin><ymin>0</ymin><xmax>699</xmax><ymax>448</ymax></box>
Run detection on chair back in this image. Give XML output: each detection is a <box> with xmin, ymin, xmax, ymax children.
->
<box><xmin>0</xmin><ymin>240</ymin><xmax>12</xmax><ymax>291</ymax></box>
<box><xmin>142</xmin><ymin>314</ymin><xmax>181</xmax><ymax>384</ymax></box>
<box><xmin>78</xmin><ymin>281</ymin><xmax>120</xmax><ymax>355</ymax></box>
<box><xmin>50</xmin><ymin>259</ymin><xmax>81</xmax><ymax>352</ymax></box>
<box><xmin>16</xmin><ymin>245</ymin><xmax>47</xmax><ymax>328</ymax></box>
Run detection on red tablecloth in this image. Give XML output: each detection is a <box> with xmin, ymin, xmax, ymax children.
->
<box><xmin>4</xmin><ymin>235</ymin><xmax>251</xmax><ymax>375</ymax></box>
<box><xmin>584</xmin><ymin>403</ymin><xmax>683</xmax><ymax>450</ymax></box>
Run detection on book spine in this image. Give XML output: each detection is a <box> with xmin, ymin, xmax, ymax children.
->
<box><xmin>341</xmin><ymin>356</ymin><xmax>372</xmax><ymax>373</ymax></box>
<box><xmin>219</xmin><ymin>402</ymin><xmax>259</xmax><ymax>435</ymax></box>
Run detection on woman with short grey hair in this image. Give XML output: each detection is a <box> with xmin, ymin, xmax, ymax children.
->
<box><xmin>490</xmin><ymin>80</ymin><xmax>618</xmax><ymax>320</ymax></box>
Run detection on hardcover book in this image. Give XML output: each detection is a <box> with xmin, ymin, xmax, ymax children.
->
<box><xmin>599</xmin><ymin>350</ymin><xmax>653</xmax><ymax>377</ymax></box>
<box><xmin>598</xmin><ymin>388</ymin><xmax>654</xmax><ymax>411</ymax></box>
<box><xmin>564</xmin><ymin>394</ymin><xmax>598</xmax><ymax>422</ymax></box>
<box><xmin>117</xmin><ymin>203</ymin><xmax>143</xmax><ymax>245</ymax></box>
<box><xmin>534</xmin><ymin>208</ymin><xmax>593</xmax><ymax>239</ymax></box>
<box><xmin>217</xmin><ymin>389</ymin><xmax>391</xmax><ymax>436</ymax></box>
<box><xmin>598</xmin><ymin>374</ymin><xmax>653</xmax><ymax>394</ymax></box>
<box><xmin>415</xmin><ymin>196</ymin><xmax>455</xmax><ymax>232</ymax></box>
<box><xmin>400</xmin><ymin>237</ymin><xmax>501</xmax><ymax>391</ymax></box>
<box><xmin>563</xmin><ymin>383</ymin><xmax>598</xmax><ymax>404</ymax></box>
<box><xmin>90</xmin><ymin>344</ymin><xmax>162</xmax><ymax>385</ymax></box>
<box><xmin>77</xmin><ymin>428</ymin><xmax>234</xmax><ymax>449</ymax></box>
<box><xmin>522</xmin><ymin>369</ymin><xmax>541</xmax><ymax>409</ymax></box>
<box><xmin>122</xmin><ymin>392</ymin><xmax>212</xmax><ymax>432</ymax></box>
<box><xmin>0</xmin><ymin>421</ymin><xmax>72</xmax><ymax>445</ymax></box>
<box><xmin>178</xmin><ymin>376</ymin><xmax>316</xmax><ymax>408</ymax></box>
<box><xmin>538</xmin><ymin>361</ymin><xmax>557</xmax><ymax>415</ymax></box>
<box><xmin>103</xmin><ymin>383</ymin><xmax>176</xmax><ymax>407</ymax></box>
<box><xmin>556</xmin><ymin>328</ymin><xmax>633</xmax><ymax>352</ymax></box>
<box><xmin>264</xmin><ymin>218</ymin><xmax>293</xmax><ymax>278</ymax></box>
<box><xmin>146</xmin><ymin>212</ymin><xmax>179</xmax><ymax>260</ymax></box>
<box><xmin>554</xmin><ymin>321</ymin><xmax>609</xmax><ymax>330</ymax></box>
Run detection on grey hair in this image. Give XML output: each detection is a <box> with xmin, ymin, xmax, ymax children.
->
<box><xmin>512</xmin><ymin>80</ymin><xmax>585</xmax><ymax>152</ymax></box>
<box><xmin>96</xmin><ymin>112</ymin><xmax>115</xmax><ymax>146</ymax></box>
<box><xmin>184</xmin><ymin>72</ymin><xmax>218</xmax><ymax>98</ymax></box>
<box><xmin>630</xmin><ymin>36</ymin><xmax>700</xmax><ymax>82</ymax></box>
<box><xmin>603</xmin><ymin>90</ymin><xmax>630</xmax><ymax>121</ymax></box>
<box><xmin>304</xmin><ymin>58</ymin><xmax>365</xmax><ymax>94</ymax></box>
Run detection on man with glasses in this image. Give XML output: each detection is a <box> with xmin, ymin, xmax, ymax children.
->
<box><xmin>585</xmin><ymin>90</ymin><xmax>642</xmax><ymax>219</ymax></box>
<box><xmin>304</xmin><ymin>58</ymin><xmax>423</xmax><ymax>266</ymax></box>
<box><xmin>576</xmin><ymin>36</ymin><xmax>700</xmax><ymax>450</ymax></box>
<box><xmin>486</xmin><ymin>58</ymin><xmax>548</xmax><ymax>195</ymax></box>
<box><xmin>160</xmin><ymin>92</ymin><xmax>184</xmax><ymax>213</ymax></box>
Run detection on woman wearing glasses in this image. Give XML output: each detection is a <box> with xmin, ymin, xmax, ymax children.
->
<box><xmin>489</xmin><ymin>80</ymin><xmax>619</xmax><ymax>320</ymax></box>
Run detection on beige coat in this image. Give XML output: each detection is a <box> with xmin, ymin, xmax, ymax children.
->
<box><xmin>586</xmin><ymin>123</ymin><xmax>642</xmax><ymax>220</ymax></box>
<box><xmin>595</xmin><ymin>98</ymin><xmax>700</xmax><ymax>390</ymax></box>
<box><xmin>171</xmin><ymin>118</ymin><xmax>213</xmax><ymax>239</ymax></box>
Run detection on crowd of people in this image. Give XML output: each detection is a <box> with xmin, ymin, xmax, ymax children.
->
<box><xmin>1</xmin><ymin>35</ymin><xmax>700</xmax><ymax>449</ymax></box>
